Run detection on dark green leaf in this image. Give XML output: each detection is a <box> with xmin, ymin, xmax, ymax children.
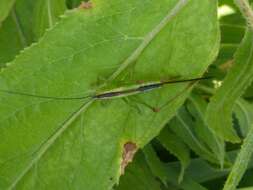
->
<box><xmin>0</xmin><ymin>0</ymin><xmax>16</xmax><ymax>23</ymax></box>
<box><xmin>157</xmin><ymin>127</ymin><xmax>190</xmax><ymax>183</ymax></box>
<box><xmin>0</xmin><ymin>0</ymin><xmax>40</xmax><ymax>67</ymax></box>
<box><xmin>66</xmin><ymin>0</ymin><xmax>87</xmax><ymax>8</ymax></box>
<box><xmin>187</xmin><ymin>94</ymin><xmax>225</xmax><ymax>165</ymax></box>
<box><xmin>0</xmin><ymin>12</ymin><xmax>24</xmax><ymax>66</ymax></box>
<box><xmin>234</xmin><ymin>99</ymin><xmax>253</xmax><ymax>137</ymax></box>
<box><xmin>142</xmin><ymin>144</ymin><xmax>168</xmax><ymax>186</ymax></box>
<box><xmin>33</xmin><ymin>0</ymin><xmax>66</xmax><ymax>39</ymax></box>
<box><xmin>169</xmin><ymin>106</ymin><xmax>219</xmax><ymax>164</ymax></box>
<box><xmin>116</xmin><ymin>152</ymin><xmax>161</xmax><ymax>190</ymax></box>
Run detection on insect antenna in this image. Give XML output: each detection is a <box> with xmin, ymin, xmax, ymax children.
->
<box><xmin>161</xmin><ymin>76</ymin><xmax>213</xmax><ymax>85</ymax></box>
<box><xmin>0</xmin><ymin>89</ymin><xmax>91</xmax><ymax>100</ymax></box>
<box><xmin>154</xmin><ymin>76</ymin><xmax>212</xmax><ymax>112</ymax></box>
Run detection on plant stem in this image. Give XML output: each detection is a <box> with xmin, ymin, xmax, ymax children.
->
<box><xmin>234</xmin><ymin>0</ymin><xmax>253</xmax><ymax>30</ymax></box>
<box><xmin>223</xmin><ymin>125</ymin><xmax>253</xmax><ymax>190</ymax></box>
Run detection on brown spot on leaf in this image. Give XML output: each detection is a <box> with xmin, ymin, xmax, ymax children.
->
<box><xmin>79</xmin><ymin>1</ymin><xmax>93</xmax><ymax>9</ymax></box>
<box><xmin>121</xmin><ymin>142</ymin><xmax>138</xmax><ymax>175</ymax></box>
<box><xmin>152</xmin><ymin>107</ymin><xmax>160</xmax><ymax>113</ymax></box>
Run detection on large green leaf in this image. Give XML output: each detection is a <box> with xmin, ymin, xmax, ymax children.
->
<box><xmin>0</xmin><ymin>0</ymin><xmax>16</xmax><ymax>23</ymax></box>
<box><xmin>206</xmin><ymin>29</ymin><xmax>253</xmax><ymax>143</ymax></box>
<box><xmin>0</xmin><ymin>0</ymin><xmax>219</xmax><ymax>189</ymax></box>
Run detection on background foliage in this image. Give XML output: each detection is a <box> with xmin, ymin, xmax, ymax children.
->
<box><xmin>0</xmin><ymin>0</ymin><xmax>253</xmax><ymax>190</ymax></box>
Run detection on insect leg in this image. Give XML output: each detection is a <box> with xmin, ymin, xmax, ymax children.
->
<box><xmin>126</xmin><ymin>96</ymin><xmax>158</xmax><ymax>113</ymax></box>
<box><xmin>153</xmin><ymin>81</ymin><xmax>198</xmax><ymax>112</ymax></box>
<box><xmin>122</xmin><ymin>97</ymin><xmax>143</xmax><ymax>114</ymax></box>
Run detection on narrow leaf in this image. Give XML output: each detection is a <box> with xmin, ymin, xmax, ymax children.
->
<box><xmin>169</xmin><ymin>107</ymin><xmax>219</xmax><ymax>164</ymax></box>
<box><xmin>142</xmin><ymin>144</ymin><xmax>169</xmax><ymax>186</ymax></box>
<box><xmin>188</xmin><ymin>94</ymin><xmax>225</xmax><ymax>165</ymax></box>
<box><xmin>223</xmin><ymin>125</ymin><xmax>253</xmax><ymax>190</ymax></box>
<box><xmin>0</xmin><ymin>0</ymin><xmax>16</xmax><ymax>23</ymax></box>
<box><xmin>0</xmin><ymin>12</ymin><xmax>24</xmax><ymax>66</ymax></box>
<box><xmin>0</xmin><ymin>0</ymin><xmax>42</xmax><ymax>66</ymax></box>
<box><xmin>166</xmin><ymin>149</ymin><xmax>253</xmax><ymax>184</ymax></box>
<box><xmin>164</xmin><ymin>164</ymin><xmax>208</xmax><ymax>190</ymax></box>
<box><xmin>33</xmin><ymin>0</ymin><xmax>66</xmax><ymax>39</ymax></box>
<box><xmin>157</xmin><ymin>127</ymin><xmax>190</xmax><ymax>183</ymax></box>
<box><xmin>234</xmin><ymin>98</ymin><xmax>253</xmax><ymax>137</ymax></box>
<box><xmin>206</xmin><ymin>29</ymin><xmax>253</xmax><ymax>142</ymax></box>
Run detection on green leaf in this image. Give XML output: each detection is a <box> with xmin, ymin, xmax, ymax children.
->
<box><xmin>166</xmin><ymin>149</ymin><xmax>253</xmax><ymax>185</ymax></box>
<box><xmin>0</xmin><ymin>0</ymin><xmax>219</xmax><ymax>189</ymax></box>
<box><xmin>143</xmin><ymin>143</ymin><xmax>209</xmax><ymax>190</ymax></box>
<box><xmin>0</xmin><ymin>12</ymin><xmax>24</xmax><ymax>66</ymax></box>
<box><xmin>223</xmin><ymin>125</ymin><xmax>253</xmax><ymax>190</ymax></box>
<box><xmin>142</xmin><ymin>144</ymin><xmax>170</xmax><ymax>186</ymax></box>
<box><xmin>66</xmin><ymin>0</ymin><xmax>86</xmax><ymax>8</ymax></box>
<box><xmin>157</xmin><ymin>127</ymin><xmax>190</xmax><ymax>183</ymax></box>
<box><xmin>187</xmin><ymin>94</ymin><xmax>225</xmax><ymax>165</ymax></box>
<box><xmin>33</xmin><ymin>0</ymin><xmax>66</xmax><ymax>39</ymax></box>
<box><xmin>116</xmin><ymin>152</ymin><xmax>161</xmax><ymax>190</ymax></box>
<box><xmin>169</xmin><ymin>106</ymin><xmax>220</xmax><ymax>164</ymax></box>
<box><xmin>234</xmin><ymin>99</ymin><xmax>253</xmax><ymax>137</ymax></box>
<box><xmin>206</xmin><ymin>29</ymin><xmax>253</xmax><ymax>143</ymax></box>
<box><xmin>220</xmin><ymin>23</ymin><xmax>245</xmax><ymax>44</ymax></box>
<box><xmin>0</xmin><ymin>0</ymin><xmax>41</xmax><ymax>67</ymax></box>
<box><xmin>118</xmin><ymin>149</ymin><xmax>211</xmax><ymax>190</ymax></box>
<box><xmin>0</xmin><ymin>0</ymin><xmax>16</xmax><ymax>23</ymax></box>
<box><xmin>14</xmin><ymin>0</ymin><xmax>40</xmax><ymax>44</ymax></box>
<box><xmin>244</xmin><ymin>82</ymin><xmax>253</xmax><ymax>98</ymax></box>
<box><xmin>238</xmin><ymin>187</ymin><xmax>253</xmax><ymax>190</ymax></box>
<box><xmin>163</xmin><ymin>163</ymin><xmax>208</xmax><ymax>190</ymax></box>
<box><xmin>219</xmin><ymin>0</ymin><xmax>237</xmax><ymax>7</ymax></box>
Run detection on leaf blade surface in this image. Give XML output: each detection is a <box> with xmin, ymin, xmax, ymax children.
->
<box><xmin>0</xmin><ymin>0</ymin><xmax>219</xmax><ymax>189</ymax></box>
